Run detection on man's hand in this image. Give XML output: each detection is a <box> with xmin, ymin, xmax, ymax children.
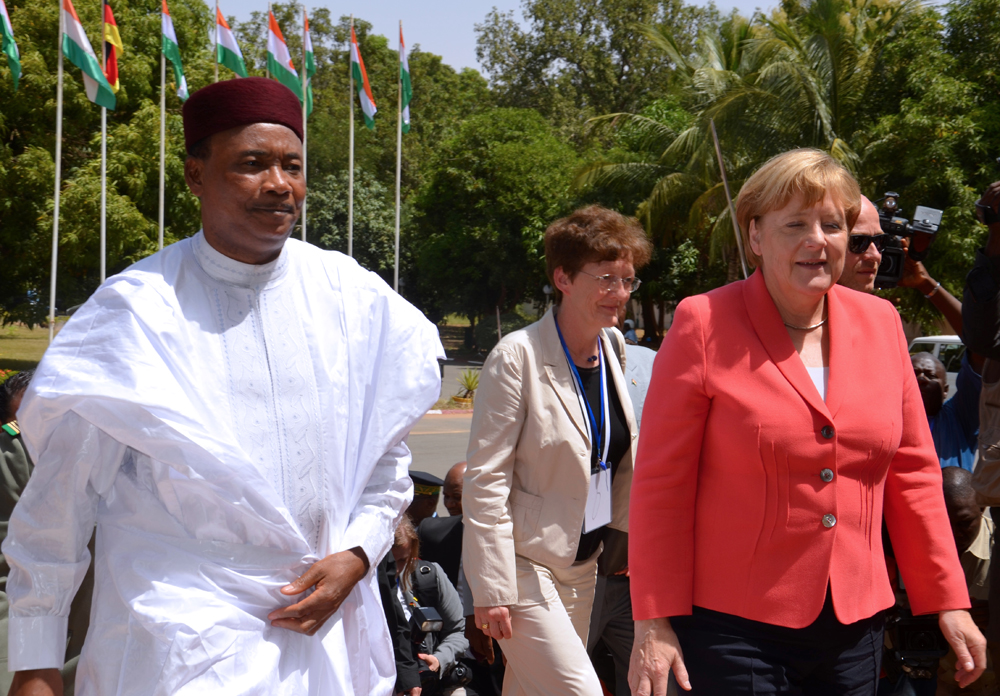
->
<box><xmin>268</xmin><ymin>547</ymin><xmax>369</xmax><ymax>636</ymax></box>
<box><xmin>629</xmin><ymin>617</ymin><xmax>691</xmax><ymax>695</ymax></box>
<box><xmin>939</xmin><ymin>609</ymin><xmax>988</xmax><ymax>688</ymax></box>
<box><xmin>976</xmin><ymin>182</ymin><xmax>1000</xmax><ymax>224</ymax></box>
<box><xmin>474</xmin><ymin>605</ymin><xmax>512</xmax><ymax>641</ymax></box>
<box><xmin>9</xmin><ymin>668</ymin><xmax>63</xmax><ymax>696</ymax></box>
<box><xmin>897</xmin><ymin>253</ymin><xmax>933</xmax><ymax>291</ymax></box>
<box><xmin>416</xmin><ymin>653</ymin><xmax>440</xmax><ymax>672</ymax></box>
<box><xmin>465</xmin><ymin>614</ymin><xmax>495</xmax><ymax>663</ymax></box>
<box><xmin>395</xmin><ymin>689</ymin><xmax>421</xmax><ymax>696</ymax></box>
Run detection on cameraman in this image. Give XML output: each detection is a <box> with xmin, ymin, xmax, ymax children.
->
<box><xmin>393</xmin><ymin>517</ymin><xmax>470</xmax><ymax>696</ymax></box>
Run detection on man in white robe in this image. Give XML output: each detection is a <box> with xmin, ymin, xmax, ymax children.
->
<box><xmin>4</xmin><ymin>77</ymin><xmax>442</xmax><ymax>696</ymax></box>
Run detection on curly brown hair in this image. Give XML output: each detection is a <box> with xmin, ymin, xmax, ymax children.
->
<box><xmin>544</xmin><ymin>206</ymin><xmax>653</xmax><ymax>304</ymax></box>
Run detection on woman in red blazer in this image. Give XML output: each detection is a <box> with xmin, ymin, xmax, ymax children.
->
<box><xmin>628</xmin><ymin>149</ymin><xmax>986</xmax><ymax>695</ymax></box>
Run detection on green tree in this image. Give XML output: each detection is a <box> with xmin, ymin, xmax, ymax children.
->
<box><xmin>411</xmin><ymin>108</ymin><xmax>578</xmax><ymax>325</ymax></box>
<box><xmin>475</xmin><ymin>0</ymin><xmax>721</xmax><ymax>137</ymax></box>
<box><xmin>0</xmin><ymin>0</ymin><xmax>212</xmax><ymax>325</ymax></box>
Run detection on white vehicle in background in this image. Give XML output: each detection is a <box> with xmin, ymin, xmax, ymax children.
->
<box><xmin>908</xmin><ymin>335</ymin><xmax>965</xmax><ymax>397</ymax></box>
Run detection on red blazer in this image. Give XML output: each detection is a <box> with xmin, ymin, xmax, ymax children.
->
<box><xmin>629</xmin><ymin>269</ymin><xmax>970</xmax><ymax>628</ymax></box>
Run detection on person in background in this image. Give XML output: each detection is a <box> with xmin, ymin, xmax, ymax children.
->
<box><xmin>393</xmin><ymin>517</ymin><xmax>470</xmax><ymax>696</ymax></box>
<box><xmin>380</xmin><ymin>552</ymin><xmax>423</xmax><ymax>696</ymax></box>
<box><xmin>912</xmin><ymin>350</ymin><xmax>982</xmax><ymax>471</ymax></box>
<box><xmin>942</xmin><ymin>467</ymin><xmax>993</xmax><ymax>603</ymax></box>
<box><xmin>622</xmin><ymin>319</ymin><xmax>638</xmax><ymax>344</ymax></box>
<box><xmin>936</xmin><ymin>467</ymin><xmax>996</xmax><ymax>695</ymax></box>
<box><xmin>420</xmin><ymin>462</ymin><xmax>466</xmax><ymax>587</ymax></box>
<box><xmin>464</xmin><ymin>205</ymin><xmax>650</xmax><ymax>696</ymax></box>
<box><xmin>837</xmin><ymin>196</ymin><xmax>885</xmax><ymax>293</ymax></box>
<box><xmin>409</xmin><ymin>471</ymin><xmax>446</xmax><ymax>526</ymax></box>
<box><xmin>587</xmin><ymin>342</ymin><xmax>657</xmax><ymax>695</ymax></box>
<box><xmin>0</xmin><ymin>371</ymin><xmax>92</xmax><ymax>696</ymax></box>
<box><xmin>964</xmin><ymin>180</ymin><xmax>1000</xmax><ymax>678</ymax></box>
<box><xmin>629</xmin><ymin>148</ymin><xmax>984</xmax><ymax>695</ymax></box>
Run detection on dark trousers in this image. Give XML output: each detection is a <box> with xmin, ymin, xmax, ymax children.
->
<box><xmin>672</xmin><ymin>591</ymin><xmax>885</xmax><ymax>695</ymax></box>
<box><xmin>587</xmin><ymin>575</ymin><xmax>636</xmax><ymax>695</ymax></box>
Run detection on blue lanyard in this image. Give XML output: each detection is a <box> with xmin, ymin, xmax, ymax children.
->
<box><xmin>554</xmin><ymin>317</ymin><xmax>609</xmax><ymax>471</ymax></box>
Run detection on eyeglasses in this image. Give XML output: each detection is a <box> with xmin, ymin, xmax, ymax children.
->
<box><xmin>848</xmin><ymin>234</ymin><xmax>890</xmax><ymax>254</ymax></box>
<box><xmin>578</xmin><ymin>271</ymin><xmax>642</xmax><ymax>294</ymax></box>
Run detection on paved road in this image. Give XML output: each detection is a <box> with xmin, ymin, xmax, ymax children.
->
<box><xmin>407</xmin><ymin>411</ymin><xmax>473</xmax><ymax>517</ymax></box>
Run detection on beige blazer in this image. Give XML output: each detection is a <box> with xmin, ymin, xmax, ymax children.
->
<box><xmin>462</xmin><ymin>308</ymin><xmax>638</xmax><ymax>607</ymax></box>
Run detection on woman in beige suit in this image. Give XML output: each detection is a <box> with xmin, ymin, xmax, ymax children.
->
<box><xmin>462</xmin><ymin>205</ymin><xmax>652</xmax><ymax>695</ymax></box>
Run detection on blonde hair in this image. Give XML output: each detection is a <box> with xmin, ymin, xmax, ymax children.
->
<box><xmin>393</xmin><ymin>516</ymin><xmax>420</xmax><ymax>594</ymax></box>
<box><xmin>736</xmin><ymin>149</ymin><xmax>861</xmax><ymax>268</ymax></box>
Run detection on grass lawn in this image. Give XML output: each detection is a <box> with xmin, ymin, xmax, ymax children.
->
<box><xmin>0</xmin><ymin>322</ymin><xmax>64</xmax><ymax>371</ymax></box>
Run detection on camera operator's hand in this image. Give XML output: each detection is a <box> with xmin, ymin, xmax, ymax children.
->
<box><xmin>474</xmin><ymin>605</ymin><xmax>512</xmax><ymax>641</ymax></box>
<box><xmin>395</xmin><ymin>688</ymin><xmax>421</xmax><ymax>696</ymax></box>
<box><xmin>897</xmin><ymin>252</ymin><xmax>932</xmax><ymax>291</ymax></box>
<box><xmin>976</xmin><ymin>181</ymin><xmax>1000</xmax><ymax>224</ymax></box>
<box><xmin>465</xmin><ymin>614</ymin><xmax>495</xmax><ymax>663</ymax></box>
<box><xmin>417</xmin><ymin>653</ymin><xmax>440</xmax><ymax>672</ymax></box>
<box><xmin>939</xmin><ymin>609</ymin><xmax>988</xmax><ymax>688</ymax></box>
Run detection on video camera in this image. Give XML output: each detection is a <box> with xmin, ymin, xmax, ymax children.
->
<box><xmin>883</xmin><ymin>607</ymin><xmax>950</xmax><ymax>681</ymax></box>
<box><xmin>874</xmin><ymin>192</ymin><xmax>943</xmax><ymax>289</ymax></box>
<box><xmin>409</xmin><ymin>602</ymin><xmax>472</xmax><ymax>694</ymax></box>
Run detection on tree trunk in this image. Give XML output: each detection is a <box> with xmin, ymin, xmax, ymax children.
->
<box><xmin>641</xmin><ymin>294</ymin><xmax>657</xmax><ymax>342</ymax></box>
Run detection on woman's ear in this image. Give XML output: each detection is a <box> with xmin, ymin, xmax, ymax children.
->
<box><xmin>748</xmin><ymin>218</ymin><xmax>763</xmax><ymax>258</ymax></box>
<box><xmin>553</xmin><ymin>267</ymin><xmax>574</xmax><ymax>298</ymax></box>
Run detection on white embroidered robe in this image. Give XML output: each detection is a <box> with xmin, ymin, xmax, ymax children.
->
<box><xmin>3</xmin><ymin>232</ymin><xmax>443</xmax><ymax>695</ymax></box>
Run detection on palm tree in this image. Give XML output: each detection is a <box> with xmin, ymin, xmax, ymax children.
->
<box><xmin>577</xmin><ymin>0</ymin><xmax>919</xmax><ymax>280</ymax></box>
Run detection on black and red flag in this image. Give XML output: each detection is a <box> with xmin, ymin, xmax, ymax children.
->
<box><xmin>102</xmin><ymin>1</ymin><xmax>122</xmax><ymax>93</ymax></box>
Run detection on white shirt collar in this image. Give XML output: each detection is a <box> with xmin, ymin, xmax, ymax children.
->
<box><xmin>192</xmin><ymin>230</ymin><xmax>290</xmax><ymax>289</ymax></box>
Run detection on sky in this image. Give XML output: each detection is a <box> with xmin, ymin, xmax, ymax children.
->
<box><xmin>218</xmin><ymin>0</ymin><xmax>773</xmax><ymax>72</ymax></box>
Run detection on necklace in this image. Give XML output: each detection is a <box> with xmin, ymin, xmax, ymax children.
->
<box><xmin>783</xmin><ymin>318</ymin><xmax>827</xmax><ymax>331</ymax></box>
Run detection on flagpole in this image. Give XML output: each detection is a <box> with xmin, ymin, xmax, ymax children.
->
<box><xmin>348</xmin><ymin>16</ymin><xmax>354</xmax><ymax>258</ymax></box>
<box><xmin>100</xmin><ymin>0</ymin><xmax>107</xmax><ymax>283</ymax></box>
<box><xmin>50</xmin><ymin>6</ymin><xmax>64</xmax><ymax>344</ymax></box>
<box><xmin>158</xmin><ymin>50</ymin><xmax>165</xmax><ymax>250</ymax></box>
<box><xmin>393</xmin><ymin>20</ymin><xmax>402</xmax><ymax>292</ymax></box>
<box><xmin>265</xmin><ymin>3</ymin><xmax>270</xmax><ymax>80</ymax></box>
<box><xmin>300</xmin><ymin>5</ymin><xmax>306</xmax><ymax>243</ymax></box>
<box><xmin>214</xmin><ymin>0</ymin><xmax>219</xmax><ymax>83</ymax></box>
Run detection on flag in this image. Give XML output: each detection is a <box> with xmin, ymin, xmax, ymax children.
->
<box><xmin>304</xmin><ymin>12</ymin><xmax>316</xmax><ymax>116</ymax></box>
<box><xmin>0</xmin><ymin>0</ymin><xmax>20</xmax><ymax>91</ymax></box>
<box><xmin>161</xmin><ymin>0</ymin><xmax>187</xmax><ymax>100</ymax></box>
<box><xmin>350</xmin><ymin>25</ymin><xmax>376</xmax><ymax>130</ymax></box>
<box><xmin>216</xmin><ymin>6</ymin><xmax>247</xmax><ymax>78</ymax></box>
<box><xmin>400</xmin><ymin>26</ymin><xmax>411</xmax><ymax>134</ymax></box>
<box><xmin>62</xmin><ymin>0</ymin><xmax>115</xmax><ymax>109</ymax></box>
<box><xmin>103</xmin><ymin>1</ymin><xmax>122</xmax><ymax>93</ymax></box>
<box><xmin>267</xmin><ymin>10</ymin><xmax>302</xmax><ymax>100</ymax></box>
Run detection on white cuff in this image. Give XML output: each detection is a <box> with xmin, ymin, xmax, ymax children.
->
<box><xmin>9</xmin><ymin>615</ymin><xmax>67</xmax><ymax>671</ymax></box>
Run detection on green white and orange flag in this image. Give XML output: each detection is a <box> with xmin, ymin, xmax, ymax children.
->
<box><xmin>350</xmin><ymin>25</ymin><xmax>376</xmax><ymax>130</ymax></box>
<box><xmin>267</xmin><ymin>10</ymin><xmax>302</xmax><ymax>100</ymax></box>
<box><xmin>62</xmin><ymin>0</ymin><xmax>115</xmax><ymax>109</ymax></box>
<box><xmin>161</xmin><ymin>0</ymin><xmax>188</xmax><ymax>100</ymax></box>
<box><xmin>304</xmin><ymin>12</ymin><xmax>315</xmax><ymax>116</ymax></box>
<box><xmin>1</xmin><ymin>0</ymin><xmax>20</xmax><ymax>90</ymax></box>
<box><xmin>216</xmin><ymin>6</ymin><xmax>247</xmax><ymax>78</ymax></box>
<box><xmin>400</xmin><ymin>26</ymin><xmax>411</xmax><ymax>134</ymax></box>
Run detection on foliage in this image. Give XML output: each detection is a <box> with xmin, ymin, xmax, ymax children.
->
<box><xmin>475</xmin><ymin>0</ymin><xmax>721</xmax><ymax>138</ymax></box>
<box><xmin>456</xmin><ymin>369</ymin><xmax>480</xmax><ymax>398</ymax></box>
<box><xmin>411</xmin><ymin>108</ymin><xmax>578</xmax><ymax>323</ymax></box>
<box><xmin>473</xmin><ymin>313</ymin><xmax>534</xmax><ymax>353</ymax></box>
<box><xmin>0</xmin><ymin>370</ymin><xmax>16</xmax><ymax>386</ymax></box>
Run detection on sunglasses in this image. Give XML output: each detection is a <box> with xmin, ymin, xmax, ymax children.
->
<box><xmin>848</xmin><ymin>234</ymin><xmax>890</xmax><ymax>254</ymax></box>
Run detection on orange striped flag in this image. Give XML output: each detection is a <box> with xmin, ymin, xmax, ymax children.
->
<box><xmin>102</xmin><ymin>0</ymin><xmax>122</xmax><ymax>93</ymax></box>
